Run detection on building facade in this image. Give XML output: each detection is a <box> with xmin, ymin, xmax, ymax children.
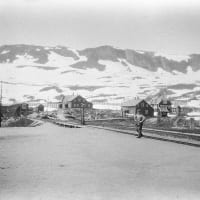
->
<box><xmin>61</xmin><ymin>95</ymin><xmax>93</xmax><ymax>109</ymax></box>
<box><xmin>121</xmin><ymin>99</ymin><xmax>154</xmax><ymax>117</ymax></box>
<box><xmin>2</xmin><ymin>103</ymin><xmax>29</xmax><ymax>118</ymax></box>
<box><xmin>150</xmin><ymin>97</ymin><xmax>172</xmax><ymax>117</ymax></box>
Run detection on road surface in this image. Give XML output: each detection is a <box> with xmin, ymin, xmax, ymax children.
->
<box><xmin>0</xmin><ymin>122</ymin><xmax>200</xmax><ymax>200</ymax></box>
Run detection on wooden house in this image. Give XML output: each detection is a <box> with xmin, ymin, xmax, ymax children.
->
<box><xmin>121</xmin><ymin>99</ymin><xmax>154</xmax><ymax>117</ymax></box>
<box><xmin>61</xmin><ymin>95</ymin><xmax>93</xmax><ymax>109</ymax></box>
<box><xmin>1</xmin><ymin>103</ymin><xmax>29</xmax><ymax>118</ymax></box>
<box><xmin>171</xmin><ymin>100</ymin><xmax>189</xmax><ymax>116</ymax></box>
<box><xmin>150</xmin><ymin>97</ymin><xmax>172</xmax><ymax>117</ymax></box>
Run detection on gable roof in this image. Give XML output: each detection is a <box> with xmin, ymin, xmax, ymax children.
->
<box><xmin>63</xmin><ymin>95</ymin><xmax>79</xmax><ymax>102</ymax></box>
<box><xmin>150</xmin><ymin>96</ymin><xmax>171</xmax><ymax>105</ymax></box>
<box><xmin>121</xmin><ymin>99</ymin><xmax>143</xmax><ymax>107</ymax></box>
<box><xmin>62</xmin><ymin>95</ymin><xmax>91</xmax><ymax>103</ymax></box>
<box><xmin>150</xmin><ymin>97</ymin><xmax>162</xmax><ymax>105</ymax></box>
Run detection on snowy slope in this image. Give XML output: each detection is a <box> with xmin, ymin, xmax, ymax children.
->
<box><xmin>0</xmin><ymin>44</ymin><xmax>200</xmax><ymax>107</ymax></box>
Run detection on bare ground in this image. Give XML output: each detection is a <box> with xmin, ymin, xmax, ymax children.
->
<box><xmin>0</xmin><ymin>123</ymin><xmax>200</xmax><ymax>200</ymax></box>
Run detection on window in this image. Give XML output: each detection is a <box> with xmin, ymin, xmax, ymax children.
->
<box><xmin>145</xmin><ymin>110</ymin><xmax>148</xmax><ymax>115</ymax></box>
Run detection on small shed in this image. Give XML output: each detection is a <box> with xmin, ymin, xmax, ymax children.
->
<box><xmin>34</xmin><ymin>104</ymin><xmax>44</xmax><ymax>112</ymax></box>
<box><xmin>121</xmin><ymin>99</ymin><xmax>154</xmax><ymax>117</ymax></box>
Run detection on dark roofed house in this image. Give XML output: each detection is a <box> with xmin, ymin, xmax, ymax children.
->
<box><xmin>2</xmin><ymin>103</ymin><xmax>29</xmax><ymax>118</ymax></box>
<box><xmin>61</xmin><ymin>95</ymin><xmax>93</xmax><ymax>109</ymax></box>
<box><xmin>121</xmin><ymin>99</ymin><xmax>154</xmax><ymax>117</ymax></box>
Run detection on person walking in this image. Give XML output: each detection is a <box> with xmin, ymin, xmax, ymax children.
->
<box><xmin>135</xmin><ymin>111</ymin><xmax>146</xmax><ymax>138</ymax></box>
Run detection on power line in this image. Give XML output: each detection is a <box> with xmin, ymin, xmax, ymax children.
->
<box><xmin>1</xmin><ymin>80</ymin><xmax>47</xmax><ymax>87</ymax></box>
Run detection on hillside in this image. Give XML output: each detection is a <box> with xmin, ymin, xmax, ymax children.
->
<box><xmin>0</xmin><ymin>44</ymin><xmax>200</xmax><ymax>106</ymax></box>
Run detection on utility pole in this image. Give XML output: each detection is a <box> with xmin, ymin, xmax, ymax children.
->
<box><xmin>0</xmin><ymin>81</ymin><xmax>3</xmax><ymax>127</ymax></box>
<box><xmin>0</xmin><ymin>80</ymin><xmax>2</xmax><ymax>105</ymax></box>
<box><xmin>80</xmin><ymin>103</ymin><xmax>85</xmax><ymax>125</ymax></box>
<box><xmin>46</xmin><ymin>97</ymin><xmax>49</xmax><ymax>114</ymax></box>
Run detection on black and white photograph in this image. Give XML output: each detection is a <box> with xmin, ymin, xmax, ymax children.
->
<box><xmin>0</xmin><ymin>0</ymin><xmax>200</xmax><ymax>199</ymax></box>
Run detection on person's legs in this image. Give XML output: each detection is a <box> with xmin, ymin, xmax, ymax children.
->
<box><xmin>140</xmin><ymin>124</ymin><xmax>143</xmax><ymax>137</ymax></box>
<box><xmin>136</xmin><ymin>125</ymin><xmax>139</xmax><ymax>135</ymax></box>
<box><xmin>136</xmin><ymin>126</ymin><xmax>141</xmax><ymax>137</ymax></box>
<box><xmin>137</xmin><ymin>124</ymin><xmax>143</xmax><ymax>138</ymax></box>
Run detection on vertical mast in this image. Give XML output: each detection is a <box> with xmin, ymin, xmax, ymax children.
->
<box><xmin>0</xmin><ymin>81</ymin><xmax>2</xmax><ymax>114</ymax></box>
<box><xmin>0</xmin><ymin>81</ymin><xmax>2</xmax><ymax>105</ymax></box>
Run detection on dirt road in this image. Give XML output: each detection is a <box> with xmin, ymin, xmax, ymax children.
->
<box><xmin>0</xmin><ymin>123</ymin><xmax>200</xmax><ymax>200</ymax></box>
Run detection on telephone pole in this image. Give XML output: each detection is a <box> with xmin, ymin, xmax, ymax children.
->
<box><xmin>0</xmin><ymin>81</ymin><xmax>2</xmax><ymax>108</ymax></box>
<box><xmin>80</xmin><ymin>103</ymin><xmax>85</xmax><ymax>125</ymax></box>
<box><xmin>0</xmin><ymin>81</ymin><xmax>3</xmax><ymax>127</ymax></box>
<box><xmin>0</xmin><ymin>81</ymin><xmax>2</xmax><ymax>104</ymax></box>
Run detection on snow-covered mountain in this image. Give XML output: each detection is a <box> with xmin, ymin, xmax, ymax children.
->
<box><xmin>0</xmin><ymin>44</ymin><xmax>200</xmax><ymax>107</ymax></box>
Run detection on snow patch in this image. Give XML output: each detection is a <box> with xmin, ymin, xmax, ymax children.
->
<box><xmin>1</xmin><ymin>50</ymin><xmax>10</xmax><ymax>54</ymax></box>
<box><xmin>93</xmin><ymin>104</ymin><xmax>121</xmax><ymax>110</ymax></box>
<box><xmin>187</xmin><ymin>100</ymin><xmax>200</xmax><ymax>108</ymax></box>
<box><xmin>13</xmin><ymin>55</ymin><xmax>38</xmax><ymax>65</ymax></box>
<box><xmin>155</xmin><ymin>52</ymin><xmax>190</xmax><ymax>62</ymax></box>
<box><xmin>44</xmin><ymin>47</ymin><xmax>51</xmax><ymax>50</ymax></box>
<box><xmin>186</xmin><ymin>66</ymin><xmax>194</xmax><ymax>73</ymax></box>
<box><xmin>55</xmin><ymin>46</ymin><xmax>62</xmax><ymax>49</ymax></box>
<box><xmin>135</xmin><ymin>50</ymin><xmax>145</xmax><ymax>54</ymax></box>
<box><xmin>47</xmin><ymin>52</ymin><xmax>76</xmax><ymax>68</ymax></box>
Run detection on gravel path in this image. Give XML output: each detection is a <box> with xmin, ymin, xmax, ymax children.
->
<box><xmin>0</xmin><ymin>123</ymin><xmax>200</xmax><ymax>200</ymax></box>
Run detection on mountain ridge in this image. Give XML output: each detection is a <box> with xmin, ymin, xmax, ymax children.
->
<box><xmin>0</xmin><ymin>44</ymin><xmax>200</xmax><ymax>107</ymax></box>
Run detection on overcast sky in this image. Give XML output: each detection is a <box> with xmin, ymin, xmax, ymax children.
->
<box><xmin>0</xmin><ymin>0</ymin><xmax>200</xmax><ymax>54</ymax></box>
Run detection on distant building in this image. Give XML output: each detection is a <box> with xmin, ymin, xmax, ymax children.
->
<box><xmin>2</xmin><ymin>103</ymin><xmax>29</xmax><ymax>118</ymax></box>
<box><xmin>171</xmin><ymin>105</ymin><xmax>181</xmax><ymax>116</ymax></box>
<box><xmin>27</xmin><ymin>101</ymin><xmax>60</xmax><ymax>112</ymax></box>
<box><xmin>150</xmin><ymin>97</ymin><xmax>172</xmax><ymax>117</ymax></box>
<box><xmin>35</xmin><ymin>104</ymin><xmax>44</xmax><ymax>112</ymax></box>
<box><xmin>121</xmin><ymin>99</ymin><xmax>154</xmax><ymax>117</ymax></box>
<box><xmin>171</xmin><ymin>104</ymin><xmax>194</xmax><ymax>116</ymax></box>
<box><xmin>61</xmin><ymin>95</ymin><xmax>93</xmax><ymax>109</ymax></box>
